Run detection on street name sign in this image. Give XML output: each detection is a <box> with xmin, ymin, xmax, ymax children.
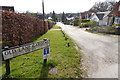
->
<box><xmin>2</xmin><ymin>39</ymin><xmax>50</xmax><ymax>60</ymax></box>
<box><xmin>2</xmin><ymin>39</ymin><xmax>50</xmax><ymax>75</ymax></box>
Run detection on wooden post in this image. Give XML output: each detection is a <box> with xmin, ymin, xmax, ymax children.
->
<box><xmin>4</xmin><ymin>46</ymin><xmax>10</xmax><ymax>75</ymax></box>
<box><xmin>44</xmin><ymin>59</ymin><xmax>47</xmax><ymax>64</ymax></box>
<box><xmin>5</xmin><ymin>59</ymin><xmax>10</xmax><ymax>75</ymax></box>
<box><xmin>42</xmin><ymin>0</ymin><xmax>45</xmax><ymax>33</ymax></box>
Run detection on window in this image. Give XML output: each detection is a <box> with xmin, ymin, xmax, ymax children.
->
<box><xmin>93</xmin><ymin>18</ymin><xmax>96</xmax><ymax>21</ymax></box>
<box><xmin>118</xmin><ymin>18</ymin><xmax>120</xmax><ymax>24</ymax></box>
<box><xmin>114</xmin><ymin>17</ymin><xmax>120</xmax><ymax>24</ymax></box>
<box><xmin>118</xmin><ymin>5</ymin><xmax>120</xmax><ymax>11</ymax></box>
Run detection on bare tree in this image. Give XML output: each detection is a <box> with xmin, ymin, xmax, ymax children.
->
<box><xmin>89</xmin><ymin>0</ymin><xmax>116</xmax><ymax>12</ymax></box>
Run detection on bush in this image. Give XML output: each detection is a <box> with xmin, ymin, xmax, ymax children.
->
<box><xmin>74</xmin><ymin>19</ymin><xmax>79</xmax><ymax>26</ymax></box>
<box><xmin>87</xmin><ymin>21</ymin><xmax>97</xmax><ymax>27</ymax></box>
<box><xmin>2</xmin><ymin>10</ymin><xmax>55</xmax><ymax>47</ymax></box>
<box><xmin>108</xmin><ymin>24</ymin><xmax>120</xmax><ymax>31</ymax></box>
<box><xmin>87</xmin><ymin>26</ymin><xmax>116</xmax><ymax>34</ymax></box>
<box><xmin>112</xmin><ymin>24</ymin><xmax>120</xmax><ymax>28</ymax></box>
<box><xmin>81</xmin><ymin>19</ymin><xmax>90</xmax><ymax>23</ymax></box>
<box><xmin>79</xmin><ymin>21</ymin><xmax>97</xmax><ymax>28</ymax></box>
<box><xmin>80</xmin><ymin>23</ymin><xmax>89</xmax><ymax>28</ymax></box>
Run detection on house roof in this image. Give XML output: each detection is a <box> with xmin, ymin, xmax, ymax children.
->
<box><xmin>66</xmin><ymin>17</ymin><xmax>74</xmax><ymax>20</ymax></box>
<box><xmin>48</xmin><ymin>17</ymin><xmax>52</xmax><ymax>20</ymax></box>
<box><xmin>95</xmin><ymin>11</ymin><xmax>111</xmax><ymax>20</ymax></box>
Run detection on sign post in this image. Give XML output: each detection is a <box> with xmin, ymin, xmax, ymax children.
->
<box><xmin>4</xmin><ymin>46</ymin><xmax>10</xmax><ymax>75</ymax></box>
<box><xmin>5</xmin><ymin>59</ymin><xmax>10</xmax><ymax>75</ymax></box>
<box><xmin>43</xmin><ymin>47</ymin><xmax>50</xmax><ymax>63</ymax></box>
<box><xmin>2</xmin><ymin>39</ymin><xmax>50</xmax><ymax>75</ymax></box>
<box><xmin>43</xmin><ymin>39</ymin><xmax>50</xmax><ymax>64</ymax></box>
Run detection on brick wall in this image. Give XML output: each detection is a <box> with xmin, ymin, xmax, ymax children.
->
<box><xmin>113</xmin><ymin>1</ymin><xmax>120</xmax><ymax>16</ymax></box>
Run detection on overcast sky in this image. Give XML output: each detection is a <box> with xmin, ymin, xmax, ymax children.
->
<box><xmin>0</xmin><ymin>0</ymin><xmax>119</xmax><ymax>13</ymax></box>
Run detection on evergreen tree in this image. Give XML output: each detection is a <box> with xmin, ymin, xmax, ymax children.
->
<box><xmin>51</xmin><ymin>11</ymin><xmax>57</xmax><ymax>22</ymax></box>
<box><xmin>61</xmin><ymin>12</ymin><xmax>66</xmax><ymax>23</ymax></box>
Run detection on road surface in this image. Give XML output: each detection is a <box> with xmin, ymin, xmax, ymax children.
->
<box><xmin>57</xmin><ymin>22</ymin><xmax>118</xmax><ymax>78</ymax></box>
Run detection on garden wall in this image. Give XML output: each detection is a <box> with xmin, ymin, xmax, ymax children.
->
<box><xmin>2</xmin><ymin>10</ymin><xmax>54</xmax><ymax>47</ymax></box>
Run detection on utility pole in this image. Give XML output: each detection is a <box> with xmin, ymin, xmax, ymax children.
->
<box><xmin>42</xmin><ymin>0</ymin><xmax>45</xmax><ymax>33</ymax></box>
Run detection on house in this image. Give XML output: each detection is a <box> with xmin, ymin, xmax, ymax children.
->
<box><xmin>90</xmin><ymin>11</ymin><xmax>112</xmax><ymax>26</ymax></box>
<box><xmin>113</xmin><ymin>1</ymin><xmax>120</xmax><ymax>24</ymax></box>
<box><xmin>80</xmin><ymin>12</ymin><xmax>93</xmax><ymax>20</ymax></box>
<box><xmin>90</xmin><ymin>13</ymin><xmax>99</xmax><ymax>22</ymax></box>
<box><xmin>66</xmin><ymin>16</ymin><xmax>75</xmax><ymax>25</ymax></box>
<box><xmin>48</xmin><ymin>17</ymin><xmax>52</xmax><ymax>20</ymax></box>
<box><xmin>36</xmin><ymin>13</ymin><xmax>48</xmax><ymax>19</ymax></box>
<box><xmin>56</xmin><ymin>14</ymin><xmax>62</xmax><ymax>22</ymax></box>
<box><xmin>0</xmin><ymin>6</ymin><xmax>14</xmax><ymax>12</ymax></box>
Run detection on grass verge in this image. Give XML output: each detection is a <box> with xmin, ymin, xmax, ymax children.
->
<box><xmin>2</xmin><ymin>26</ymin><xmax>82</xmax><ymax>78</ymax></box>
<box><xmin>50</xmin><ymin>26</ymin><xmax>61</xmax><ymax>29</ymax></box>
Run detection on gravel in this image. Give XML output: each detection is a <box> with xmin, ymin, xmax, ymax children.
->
<box><xmin>57</xmin><ymin>22</ymin><xmax>118</xmax><ymax>78</ymax></box>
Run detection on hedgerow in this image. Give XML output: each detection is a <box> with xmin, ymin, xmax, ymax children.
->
<box><xmin>2</xmin><ymin>10</ymin><xmax>55</xmax><ymax>47</ymax></box>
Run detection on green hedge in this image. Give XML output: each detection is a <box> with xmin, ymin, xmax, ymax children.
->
<box><xmin>73</xmin><ymin>19</ymin><xmax>97</xmax><ymax>27</ymax></box>
<box><xmin>81</xmin><ymin>19</ymin><xmax>90</xmax><ymax>23</ymax></box>
<box><xmin>74</xmin><ymin>19</ymin><xmax>79</xmax><ymax>26</ymax></box>
<box><xmin>80</xmin><ymin>21</ymin><xmax>97</xmax><ymax>28</ymax></box>
<box><xmin>2</xmin><ymin>10</ymin><xmax>55</xmax><ymax>47</ymax></box>
<box><xmin>112</xmin><ymin>24</ymin><xmax>120</xmax><ymax>27</ymax></box>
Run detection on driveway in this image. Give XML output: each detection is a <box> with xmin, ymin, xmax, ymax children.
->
<box><xmin>56</xmin><ymin>22</ymin><xmax>118</xmax><ymax>78</ymax></box>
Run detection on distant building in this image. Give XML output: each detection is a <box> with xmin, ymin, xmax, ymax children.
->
<box><xmin>66</xmin><ymin>16</ymin><xmax>75</xmax><ymax>25</ymax></box>
<box><xmin>90</xmin><ymin>11</ymin><xmax>112</xmax><ymax>26</ymax></box>
<box><xmin>48</xmin><ymin>17</ymin><xmax>52</xmax><ymax>20</ymax></box>
<box><xmin>0</xmin><ymin>6</ymin><xmax>14</xmax><ymax>12</ymax></box>
<box><xmin>36</xmin><ymin>13</ymin><xmax>43</xmax><ymax>19</ymax></box>
<box><xmin>56</xmin><ymin>14</ymin><xmax>62</xmax><ymax>22</ymax></box>
<box><xmin>80</xmin><ymin>12</ymin><xmax>93</xmax><ymax>20</ymax></box>
<box><xmin>36</xmin><ymin>13</ymin><xmax>48</xmax><ymax>19</ymax></box>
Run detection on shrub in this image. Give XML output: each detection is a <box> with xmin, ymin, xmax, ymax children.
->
<box><xmin>81</xmin><ymin>19</ymin><xmax>90</xmax><ymax>23</ymax></box>
<box><xmin>2</xmin><ymin>10</ymin><xmax>55</xmax><ymax>47</ymax></box>
<box><xmin>80</xmin><ymin>23</ymin><xmax>88</xmax><ymax>28</ymax></box>
<box><xmin>74</xmin><ymin>19</ymin><xmax>79</xmax><ymax>26</ymax></box>
<box><xmin>87</xmin><ymin>21</ymin><xmax>97</xmax><ymax>27</ymax></box>
<box><xmin>79</xmin><ymin>21</ymin><xmax>97</xmax><ymax>28</ymax></box>
<box><xmin>112</xmin><ymin>24</ymin><xmax>120</xmax><ymax>28</ymax></box>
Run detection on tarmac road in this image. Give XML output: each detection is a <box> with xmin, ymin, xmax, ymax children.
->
<box><xmin>57</xmin><ymin>22</ymin><xmax>118</xmax><ymax>78</ymax></box>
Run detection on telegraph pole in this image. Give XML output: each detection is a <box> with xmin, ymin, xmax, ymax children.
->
<box><xmin>42</xmin><ymin>0</ymin><xmax>47</xmax><ymax>64</ymax></box>
<box><xmin>42</xmin><ymin>0</ymin><xmax>45</xmax><ymax>33</ymax></box>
